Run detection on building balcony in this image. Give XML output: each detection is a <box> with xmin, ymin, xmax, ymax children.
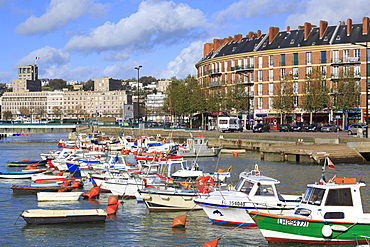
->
<box><xmin>231</xmin><ymin>65</ymin><xmax>254</xmax><ymax>72</ymax></box>
<box><xmin>208</xmin><ymin>69</ymin><xmax>222</xmax><ymax>76</ymax></box>
<box><xmin>331</xmin><ymin>57</ymin><xmax>361</xmax><ymax>64</ymax></box>
<box><xmin>209</xmin><ymin>81</ymin><xmax>222</xmax><ymax>87</ymax></box>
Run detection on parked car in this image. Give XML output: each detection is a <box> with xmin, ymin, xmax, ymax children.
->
<box><xmin>348</xmin><ymin>123</ymin><xmax>368</xmax><ymax>135</ymax></box>
<box><xmin>253</xmin><ymin>123</ymin><xmax>270</xmax><ymax>133</ymax></box>
<box><xmin>279</xmin><ymin>124</ymin><xmax>291</xmax><ymax>132</ymax></box>
<box><xmin>320</xmin><ymin>124</ymin><xmax>338</xmax><ymax>132</ymax></box>
<box><xmin>306</xmin><ymin>123</ymin><xmax>321</xmax><ymax>132</ymax></box>
<box><xmin>291</xmin><ymin>122</ymin><xmax>306</xmax><ymax>132</ymax></box>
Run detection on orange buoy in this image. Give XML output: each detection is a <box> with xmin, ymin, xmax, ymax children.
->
<box><xmin>82</xmin><ymin>185</ymin><xmax>101</xmax><ymax>199</ymax></box>
<box><xmin>204</xmin><ymin>237</ymin><xmax>221</xmax><ymax>247</ymax></box>
<box><xmin>217</xmin><ymin>169</ymin><xmax>226</xmax><ymax>173</ymax></box>
<box><xmin>232</xmin><ymin>151</ymin><xmax>238</xmax><ymax>156</ymax></box>
<box><xmin>172</xmin><ymin>213</ymin><xmax>188</xmax><ymax>228</ymax></box>
<box><xmin>106</xmin><ymin>196</ymin><xmax>120</xmax><ymax>215</ymax></box>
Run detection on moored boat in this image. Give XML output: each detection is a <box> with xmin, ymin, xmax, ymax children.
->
<box><xmin>37</xmin><ymin>192</ymin><xmax>84</xmax><ymax>201</ymax></box>
<box><xmin>249</xmin><ymin>171</ymin><xmax>370</xmax><ymax>245</ymax></box>
<box><xmin>0</xmin><ymin>170</ymin><xmax>45</xmax><ymax>179</ymax></box>
<box><xmin>194</xmin><ymin>165</ymin><xmax>301</xmax><ymax>226</ymax></box>
<box><xmin>21</xmin><ymin>209</ymin><xmax>107</xmax><ymax>224</ymax></box>
<box><xmin>11</xmin><ymin>185</ymin><xmax>74</xmax><ymax>194</ymax></box>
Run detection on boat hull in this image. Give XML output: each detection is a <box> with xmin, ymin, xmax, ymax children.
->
<box><xmin>249</xmin><ymin>211</ymin><xmax>370</xmax><ymax>245</ymax></box>
<box><xmin>139</xmin><ymin>190</ymin><xmax>203</xmax><ymax>211</ymax></box>
<box><xmin>21</xmin><ymin>209</ymin><xmax>107</xmax><ymax>224</ymax></box>
<box><xmin>37</xmin><ymin>192</ymin><xmax>84</xmax><ymax>201</ymax></box>
<box><xmin>11</xmin><ymin>185</ymin><xmax>74</xmax><ymax>194</ymax></box>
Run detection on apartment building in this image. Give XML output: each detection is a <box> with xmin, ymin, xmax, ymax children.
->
<box><xmin>1</xmin><ymin>67</ymin><xmax>132</xmax><ymax>120</ymax></box>
<box><xmin>196</xmin><ymin>17</ymin><xmax>370</xmax><ymax>127</ymax></box>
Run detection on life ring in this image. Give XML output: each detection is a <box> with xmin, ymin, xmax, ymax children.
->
<box><xmin>196</xmin><ymin>176</ymin><xmax>215</xmax><ymax>194</ymax></box>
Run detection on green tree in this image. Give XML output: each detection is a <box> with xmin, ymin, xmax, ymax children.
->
<box><xmin>82</xmin><ymin>79</ymin><xmax>94</xmax><ymax>91</ymax></box>
<box><xmin>332</xmin><ymin>69</ymin><xmax>360</xmax><ymax>126</ymax></box>
<box><xmin>273</xmin><ymin>74</ymin><xmax>295</xmax><ymax>124</ymax></box>
<box><xmin>48</xmin><ymin>79</ymin><xmax>67</xmax><ymax>90</ymax></box>
<box><xmin>301</xmin><ymin>68</ymin><xmax>329</xmax><ymax>124</ymax></box>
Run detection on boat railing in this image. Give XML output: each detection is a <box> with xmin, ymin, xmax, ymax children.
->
<box><xmin>353</xmin><ymin>233</ymin><xmax>370</xmax><ymax>245</ymax></box>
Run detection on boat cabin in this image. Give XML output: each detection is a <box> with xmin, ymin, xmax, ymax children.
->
<box><xmin>293</xmin><ymin>178</ymin><xmax>365</xmax><ymax>220</ymax></box>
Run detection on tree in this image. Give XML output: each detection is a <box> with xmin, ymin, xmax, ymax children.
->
<box><xmin>19</xmin><ymin>107</ymin><xmax>30</xmax><ymax>117</ymax></box>
<box><xmin>83</xmin><ymin>79</ymin><xmax>94</xmax><ymax>91</ymax></box>
<box><xmin>273</xmin><ymin>74</ymin><xmax>295</xmax><ymax>124</ymax></box>
<box><xmin>3</xmin><ymin>111</ymin><xmax>12</xmax><ymax>120</ymax></box>
<box><xmin>48</xmin><ymin>79</ymin><xmax>67</xmax><ymax>90</ymax></box>
<box><xmin>332</xmin><ymin>69</ymin><xmax>360</xmax><ymax>126</ymax></box>
<box><xmin>52</xmin><ymin>106</ymin><xmax>63</xmax><ymax>120</ymax></box>
<box><xmin>301</xmin><ymin>68</ymin><xmax>329</xmax><ymax>124</ymax></box>
<box><xmin>226</xmin><ymin>84</ymin><xmax>250</xmax><ymax>113</ymax></box>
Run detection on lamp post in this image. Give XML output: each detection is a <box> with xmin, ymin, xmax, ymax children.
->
<box><xmin>352</xmin><ymin>42</ymin><xmax>368</xmax><ymax>138</ymax></box>
<box><xmin>135</xmin><ymin>65</ymin><xmax>142</xmax><ymax>123</ymax></box>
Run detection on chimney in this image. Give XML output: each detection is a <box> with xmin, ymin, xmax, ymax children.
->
<box><xmin>363</xmin><ymin>17</ymin><xmax>369</xmax><ymax>35</ymax></box>
<box><xmin>298</xmin><ymin>26</ymin><xmax>304</xmax><ymax>30</ymax></box>
<box><xmin>268</xmin><ymin>27</ymin><xmax>280</xmax><ymax>43</ymax></box>
<box><xmin>233</xmin><ymin>34</ymin><xmax>242</xmax><ymax>42</ymax></box>
<box><xmin>347</xmin><ymin>18</ymin><xmax>352</xmax><ymax>36</ymax></box>
<box><xmin>257</xmin><ymin>30</ymin><xmax>262</xmax><ymax>38</ymax></box>
<box><xmin>319</xmin><ymin>20</ymin><xmax>328</xmax><ymax>39</ymax></box>
<box><xmin>227</xmin><ymin>36</ymin><xmax>233</xmax><ymax>43</ymax></box>
<box><xmin>204</xmin><ymin>43</ymin><xmax>213</xmax><ymax>57</ymax></box>
<box><xmin>247</xmin><ymin>31</ymin><xmax>255</xmax><ymax>40</ymax></box>
<box><xmin>304</xmin><ymin>22</ymin><xmax>312</xmax><ymax>40</ymax></box>
<box><xmin>212</xmin><ymin>39</ymin><xmax>224</xmax><ymax>52</ymax></box>
<box><xmin>286</xmin><ymin>26</ymin><xmax>291</xmax><ymax>32</ymax></box>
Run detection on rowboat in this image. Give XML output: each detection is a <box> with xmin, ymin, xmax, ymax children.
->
<box><xmin>249</xmin><ymin>175</ymin><xmax>370</xmax><ymax>245</ymax></box>
<box><xmin>37</xmin><ymin>192</ymin><xmax>84</xmax><ymax>201</ymax></box>
<box><xmin>21</xmin><ymin>209</ymin><xmax>107</xmax><ymax>224</ymax></box>
<box><xmin>194</xmin><ymin>165</ymin><xmax>301</xmax><ymax>226</ymax></box>
<box><xmin>0</xmin><ymin>170</ymin><xmax>45</xmax><ymax>179</ymax></box>
<box><xmin>11</xmin><ymin>185</ymin><xmax>74</xmax><ymax>194</ymax></box>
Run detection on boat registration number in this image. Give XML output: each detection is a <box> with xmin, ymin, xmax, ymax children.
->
<box><xmin>222</xmin><ymin>200</ymin><xmax>246</xmax><ymax>207</ymax></box>
<box><xmin>278</xmin><ymin>219</ymin><xmax>309</xmax><ymax>227</ymax></box>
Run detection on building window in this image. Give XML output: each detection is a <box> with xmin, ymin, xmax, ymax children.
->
<box><xmin>258</xmin><ymin>70</ymin><xmax>263</xmax><ymax>82</ymax></box>
<box><xmin>293</xmin><ymin>96</ymin><xmax>298</xmax><ymax>108</ymax></box>
<box><xmin>293</xmin><ymin>67</ymin><xmax>298</xmax><ymax>79</ymax></box>
<box><xmin>269</xmin><ymin>55</ymin><xmax>274</xmax><ymax>67</ymax></box>
<box><xmin>354</xmin><ymin>49</ymin><xmax>360</xmax><ymax>59</ymax></box>
<box><xmin>250</xmin><ymin>57</ymin><xmax>254</xmax><ymax>68</ymax></box>
<box><xmin>306</xmin><ymin>66</ymin><xmax>312</xmax><ymax>77</ymax></box>
<box><xmin>280</xmin><ymin>54</ymin><xmax>286</xmax><ymax>66</ymax></box>
<box><xmin>332</xmin><ymin>66</ymin><xmax>339</xmax><ymax>78</ymax></box>
<box><xmin>258</xmin><ymin>56</ymin><xmax>263</xmax><ymax>68</ymax></box>
<box><xmin>268</xmin><ymin>83</ymin><xmax>274</xmax><ymax>95</ymax></box>
<box><xmin>293</xmin><ymin>81</ymin><xmax>298</xmax><ymax>94</ymax></box>
<box><xmin>258</xmin><ymin>97</ymin><xmax>263</xmax><ymax>109</ymax></box>
<box><xmin>268</xmin><ymin>97</ymin><xmax>273</xmax><ymax>109</ymax></box>
<box><xmin>224</xmin><ymin>61</ymin><xmax>228</xmax><ymax>72</ymax></box>
<box><xmin>269</xmin><ymin>69</ymin><xmax>274</xmax><ymax>81</ymax></box>
<box><xmin>293</xmin><ymin>53</ymin><xmax>298</xmax><ymax>65</ymax></box>
<box><xmin>258</xmin><ymin>83</ymin><xmax>262</xmax><ymax>95</ymax></box>
<box><xmin>333</xmin><ymin>50</ymin><xmax>339</xmax><ymax>63</ymax></box>
<box><xmin>354</xmin><ymin>64</ymin><xmax>361</xmax><ymax>77</ymax></box>
<box><xmin>321</xmin><ymin>66</ymin><xmax>327</xmax><ymax>78</ymax></box>
<box><xmin>280</xmin><ymin>68</ymin><xmax>286</xmax><ymax>80</ymax></box>
<box><xmin>320</xmin><ymin>51</ymin><xmax>326</xmax><ymax>63</ymax></box>
<box><xmin>343</xmin><ymin>49</ymin><xmax>349</xmax><ymax>62</ymax></box>
<box><xmin>306</xmin><ymin>52</ymin><xmax>312</xmax><ymax>65</ymax></box>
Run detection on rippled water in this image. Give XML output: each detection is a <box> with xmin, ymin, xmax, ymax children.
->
<box><xmin>0</xmin><ymin>133</ymin><xmax>367</xmax><ymax>246</ymax></box>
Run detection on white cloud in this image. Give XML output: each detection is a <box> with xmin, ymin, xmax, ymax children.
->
<box><xmin>158</xmin><ymin>40</ymin><xmax>203</xmax><ymax>79</ymax></box>
<box><xmin>285</xmin><ymin>0</ymin><xmax>370</xmax><ymax>28</ymax></box>
<box><xmin>214</xmin><ymin>0</ymin><xmax>297</xmax><ymax>24</ymax></box>
<box><xmin>17</xmin><ymin>46</ymin><xmax>70</xmax><ymax>67</ymax></box>
<box><xmin>16</xmin><ymin>0</ymin><xmax>106</xmax><ymax>35</ymax></box>
<box><xmin>65</xmin><ymin>0</ymin><xmax>207</xmax><ymax>57</ymax></box>
<box><xmin>0</xmin><ymin>71</ymin><xmax>14</xmax><ymax>84</ymax></box>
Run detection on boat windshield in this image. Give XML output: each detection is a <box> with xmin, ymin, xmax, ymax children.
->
<box><xmin>255</xmin><ymin>184</ymin><xmax>274</xmax><ymax>196</ymax></box>
<box><xmin>236</xmin><ymin>180</ymin><xmax>254</xmax><ymax>195</ymax></box>
<box><xmin>302</xmin><ymin>187</ymin><xmax>325</xmax><ymax>205</ymax></box>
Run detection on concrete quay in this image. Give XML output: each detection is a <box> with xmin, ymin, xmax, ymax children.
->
<box><xmin>77</xmin><ymin>126</ymin><xmax>370</xmax><ymax>165</ymax></box>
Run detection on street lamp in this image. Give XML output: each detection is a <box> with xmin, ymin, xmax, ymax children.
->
<box><xmin>135</xmin><ymin>65</ymin><xmax>142</xmax><ymax>123</ymax></box>
<box><xmin>352</xmin><ymin>42</ymin><xmax>368</xmax><ymax>138</ymax></box>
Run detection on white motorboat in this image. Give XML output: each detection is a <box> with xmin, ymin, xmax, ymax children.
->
<box><xmin>174</xmin><ymin>135</ymin><xmax>221</xmax><ymax>157</ymax></box>
<box><xmin>37</xmin><ymin>191</ymin><xmax>84</xmax><ymax>201</ymax></box>
<box><xmin>194</xmin><ymin>165</ymin><xmax>301</xmax><ymax>226</ymax></box>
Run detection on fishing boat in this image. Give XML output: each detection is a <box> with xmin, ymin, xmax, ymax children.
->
<box><xmin>21</xmin><ymin>209</ymin><xmax>107</xmax><ymax>224</ymax></box>
<box><xmin>194</xmin><ymin>165</ymin><xmax>301</xmax><ymax>226</ymax></box>
<box><xmin>37</xmin><ymin>191</ymin><xmax>84</xmax><ymax>201</ymax></box>
<box><xmin>6</xmin><ymin>159</ymin><xmax>47</xmax><ymax>167</ymax></box>
<box><xmin>249</xmin><ymin>160</ymin><xmax>370</xmax><ymax>245</ymax></box>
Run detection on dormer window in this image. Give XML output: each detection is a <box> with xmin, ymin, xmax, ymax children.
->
<box><xmin>290</xmin><ymin>39</ymin><xmax>295</xmax><ymax>44</ymax></box>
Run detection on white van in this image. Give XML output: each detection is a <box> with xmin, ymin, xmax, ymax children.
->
<box><xmin>218</xmin><ymin>116</ymin><xmax>243</xmax><ymax>132</ymax></box>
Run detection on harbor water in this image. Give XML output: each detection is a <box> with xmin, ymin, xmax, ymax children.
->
<box><xmin>0</xmin><ymin>133</ymin><xmax>369</xmax><ymax>246</ymax></box>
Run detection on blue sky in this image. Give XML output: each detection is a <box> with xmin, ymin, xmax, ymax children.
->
<box><xmin>0</xmin><ymin>0</ymin><xmax>369</xmax><ymax>83</ymax></box>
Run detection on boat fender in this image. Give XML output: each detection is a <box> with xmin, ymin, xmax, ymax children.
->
<box><xmin>331</xmin><ymin>225</ymin><xmax>349</xmax><ymax>232</ymax></box>
<box><xmin>322</xmin><ymin>224</ymin><xmax>332</xmax><ymax>238</ymax></box>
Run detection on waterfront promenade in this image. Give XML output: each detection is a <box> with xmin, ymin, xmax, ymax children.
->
<box><xmin>76</xmin><ymin>125</ymin><xmax>370</xmax><ymax>165</ymax></box>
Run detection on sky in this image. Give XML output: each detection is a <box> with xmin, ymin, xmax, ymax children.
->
<box><xmin>0</xmin><ymin>0</ymin><xmax>370</xmax><ymax>84</ymax></box>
